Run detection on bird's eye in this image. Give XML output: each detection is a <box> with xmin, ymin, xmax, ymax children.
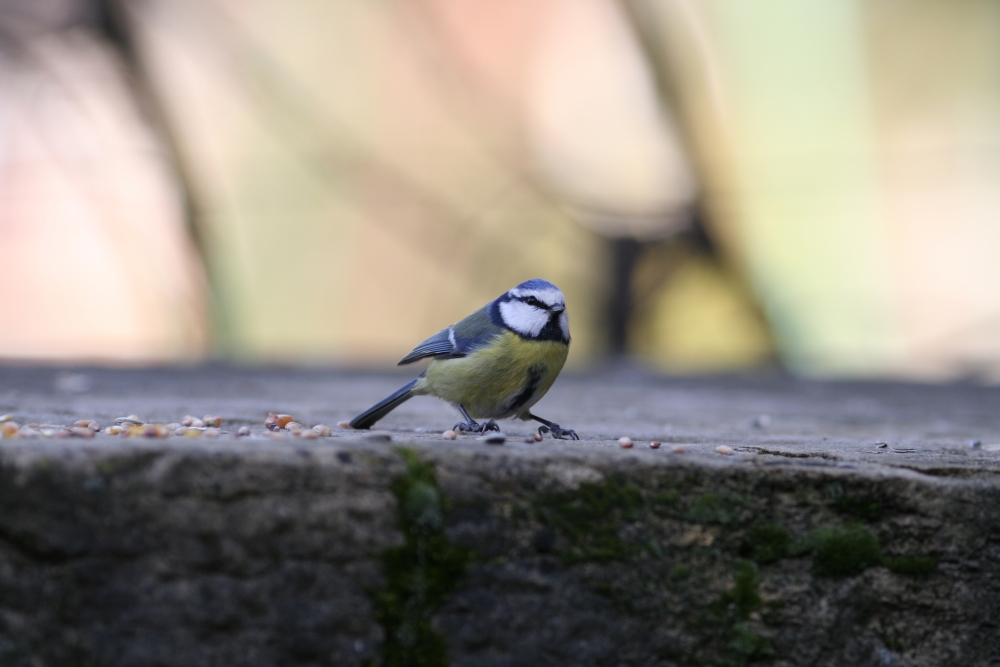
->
<box><xmin>526</xmin><ymin>296</ymin><xmax>542</xmax><ymax>307</ymax></box>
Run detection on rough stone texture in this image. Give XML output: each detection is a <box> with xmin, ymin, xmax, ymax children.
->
<box><xmin>1</xmin><ymin>365</ymin><xmax>1000</xmax><ymax>666</ymax></box>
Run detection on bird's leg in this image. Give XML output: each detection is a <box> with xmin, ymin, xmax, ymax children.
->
<box><xmin>453</xmin><ymin>405</ymin><xmax>500</xmax><ymax>434</ymax></box>
<box><xmin>527</xmin><ymin>412</ymin><xmax>579</xmax><ymax>440</ymax></box>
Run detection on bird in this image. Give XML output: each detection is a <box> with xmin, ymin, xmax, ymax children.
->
<box><xmin>349</xmin><ymin>279</ymin><xmax>579</xmax><ymax>439</ymax></box>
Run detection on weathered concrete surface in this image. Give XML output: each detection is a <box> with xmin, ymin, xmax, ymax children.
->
<box><xmin>2</xmin><ymin>364</ymin><xmax>1000</xmax><ymax>666</ymax></box>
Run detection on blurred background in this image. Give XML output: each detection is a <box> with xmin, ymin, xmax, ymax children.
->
<box><xmin>2</xmin><ymin>0</ymin><xmax>999</xmax><ymax>381</ymax></box>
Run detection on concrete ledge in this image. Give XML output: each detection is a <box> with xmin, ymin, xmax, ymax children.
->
<box><xmin>1</xmin><ymin>366</ymin><xmax>1000</xmax><ymax>666</ymax></box>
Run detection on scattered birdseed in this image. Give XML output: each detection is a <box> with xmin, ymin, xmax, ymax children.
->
<box><xmin>204</xmin><ymin>428</ymin><xmax>221</xmax><ymax>438</ymax></box>
<box><xmin>105</xmin><ymin>425</ymin><xmax>123</xmax><ymax>435</ymax></box>
<box><xmin>237</xmin><ymin>426</ymin><xmax>251</xmax><ymax>437</ymax></box>
<box><xmin>524</xmin><ymin>436</ymin><xmax>536</xmax><ymax>443</ymax></box>
<box><xmin>68</xmin><ymin>427</ymin><xmax>95</xmax><ymax>439</ymax></box>
<box><xmin>0</xmin><ymin>414</ymin><xmax>12</xmax><ymax>423</ymax></box>
<box><xmin>671</xmin><ymin>445</ymin><xmax>685</xmax><ymax>453</ymax></box>
<box><xmin>650</xmin><ymin>441</ymin><xmax>661</xmax><ymax>449</ymax></box>
<box><xmin>166</xmin><ymin>423</ymin><xmax>182</xmax><ymax>431</ymax></box>
<box><xmin>183</xmin><ymin>428</ymin><xmax>202</xmax><ymax>438</ymax></box>
<box><xmin>337</xmin><ymin>420</ymin><xmax>351</xmax><ymax>429</ymax></box>
<box><xmin>533</xmin><ymin>432</ymin><xmax>544</xmax><ymax>442</ymax></box>
<box><xmin>285</xmin><ymin>422</ymin><xmax>303</xmax><ymax>433</ymax></box>
<box><xmin>203</xmin><ymin>415</ymin><xmax>222</xmax><ymax>428</ymax></box>
<box><xmin>312</xmin><ymin>425</ymin><xmax>332</xmax><ymax>437</ymax></box>
<box><xmin>716</xmin><ymin>445</ymin><xmax>733</xmax><ymax>455</ymax></box>
<box><xmin>479</xmin><ymin>432</ymin><xmax>506</xmax><ymax>445</ymax></box>
<box><xmin>298</xmin><ymin>429</ymin><xmax>318</xmax><ymax>439</ymax></box>
<box><xmin>183</xmin><ymin>416</ymin><xmax>205</xmax><ymax>428</ymax></box>
<box><xmin>443</xmin><ymin>430</ymin><xmax>457</xmax><ymax>440</ymax></box>
<box><xmin>115</xmin><ymin>416</ymin><xmax>143</xmax><ymax>426</ymax></box>
<box><xmin>618</xmin><ymin>437</ymin><xmax>633</xmax><ymax>448</ymax></box>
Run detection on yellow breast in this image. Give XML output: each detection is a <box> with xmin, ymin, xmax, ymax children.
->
<box><xmin>416</xmin><ymin>330</ymin><xmax>568</xmax><ymax>420</ymax></box>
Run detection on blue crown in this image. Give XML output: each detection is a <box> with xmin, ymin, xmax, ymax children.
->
<box><xmin>515</xmin><ymin>278</ymin><xmax>558</xmax><ymax>291</ymax></box>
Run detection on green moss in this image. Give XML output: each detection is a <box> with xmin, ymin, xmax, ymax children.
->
<box><xmin>744</xmin><ymin>524</ymin><xmax>792</xmax><ymax>564</ymax></box>
<box><xmin>883</xmin><ymin>555</ymin><xmax>937</xmax><ymax>577</ymax></box>
<box><xmin>369</xmin><ymin>449</ymin><xmax>473</xmax><ymax>667</ymax></box>
<box><xmin>833</xmin><ymin>494</ymin><xmax>883</xmax><ymax>522</ymax></box>
<box><xmin>714</xmin><ymin>560</ymin><xmax>772</xmax><ymax>666</ymax></box>
<box><xmin>794</xmin><ymin>524</ymin><xmax>882</xmax><ymax>578</ymax></box>
<box><xmin>723</xmin><ymin>560</ymin><xmax>763</xmax><ymax>619</ymax></box>
<box><xmin>531</xmin><ymin>477</ymin><xmax>644</xmax><ymax>564</ymax></box>
<box><xmin>685</xmin><ymin>493</ymin><xmax>743</xmax><ymax>526</ymax></box>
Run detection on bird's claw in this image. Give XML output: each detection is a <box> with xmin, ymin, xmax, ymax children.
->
<box><xmin>537</xmin><ymin>424</ymin><xmax>579</xmax><ymax>440</ymax></box>
<box><xmin>454</xmin><ymin>420</ymin><xmax>500</xmax><ymax>434</ymax></box>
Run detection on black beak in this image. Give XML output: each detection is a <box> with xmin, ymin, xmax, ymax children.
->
<box><xmin>551</xmin><ymin>305</ymin><xmax>565</xmax><ymax>314</ymax></box>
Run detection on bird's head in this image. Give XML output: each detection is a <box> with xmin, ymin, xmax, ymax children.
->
<box><xmin>495</xmin><ymin>279</ymin><xmax>570</xmax><ymax>343</ymax></box>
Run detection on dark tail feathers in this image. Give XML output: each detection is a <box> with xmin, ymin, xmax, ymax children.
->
<box><xmin>349</xmin><ymin>378</ymin><xmax>418</xmax><ymax>429</ymax></box>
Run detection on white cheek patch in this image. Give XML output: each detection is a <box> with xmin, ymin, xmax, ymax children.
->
<box><xmin>499</xmin><ymin>300</ymin><xmax>549</xmax><ymax>337</ymax></box>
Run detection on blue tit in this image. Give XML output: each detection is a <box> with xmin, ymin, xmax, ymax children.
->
<box><xmin>349</xmin><ymin>279</ymin><xmax>579</xmax><ymax>440</ymax></box>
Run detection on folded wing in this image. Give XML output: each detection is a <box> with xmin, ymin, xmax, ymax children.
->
<box><xmin>397</xmin><ymin>305</ymin><xmax>498</xmax><ymax>366</ymax></box>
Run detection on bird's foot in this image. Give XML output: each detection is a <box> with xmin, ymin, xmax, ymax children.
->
<box><xmin>454</xmin><ymin>419</ymin><xmax>500</xmax><ymax>434</ymax></box>
<box><xmin>537</xmin><ymin>424</ymin><xmax>579</xmax><ymax>440</ymax></box>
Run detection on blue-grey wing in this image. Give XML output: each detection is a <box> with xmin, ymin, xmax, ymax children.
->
<box><xmin>397</xmin><ymin>305</ymin><xmax>500</xmax><ymax>365</ymax></box>
<box><xmin>398</xmin><ymin>328</ymin><xmax>455</xmax><ymax>365</ymax></box>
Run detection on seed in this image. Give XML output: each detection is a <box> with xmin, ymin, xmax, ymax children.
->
<box><xmin>173</xmin><ymin>428</ymin><xmax>186</xmax><ymax>436</ymax></box>
<box><xmin>264</xmin><ymin>413</ymin><xmax>278</xmax><ymax>428</ymax></box>
<box><xmin>443</xmin><ymin>430</ymin><xmax>457</xmax><ymax>440</ymax></box>
<box><xmin>267</xmin><ymin>431</ymin><xmax>287</xmax><ymax>440</ymax></box>
<box><xmin>74</xmin><ymin>419</ymin><xmax>95</xmax><ymax>429</ymax></box>
<box><xmin>115</xmin><ymin>416</ymin><xmax>143</xmax><ymax>426</ymax></box>
<box><xmin>275</xmin><ymin>414</ymin><xmax>294</xmax><ymax>429</ymax></box>
<box><xmin>312</xmin><ymin>424</ymin><xmax>332</xmax><ymax>437</ymax></box>
<box><xmin>40</xmin><ymin>428</ymin><xmax>59</xmax><ymax>438</ymax></box>
<box><xmin>183</xmin><ymin>428</ymin><xmax>202</xmax><ymax>438</ymax></box>
<box><xmin>105</xmin><ymin>425</ymin><xmax>123</xmax><ymax>435</ymax></box>
<box><xmin>650</xmin><ymin>441</ymin><xmax>661</xmax><ymax>449</ymax></box>
<box><xmin>524</xmin><ymin>436</ymin><xmax>536</xmax><ymax>443</ymax></box>
<box><xmin>618</xmin><ymin>437</ymin><xmax>633</xmax><ymax>448</ymax></box>
<box><xmin>69</xmin><ymin>426</ymin><xmax>95</xmax><ymax>439</ymax></box>
<box><xmin>203</xmin><ymin>415</ymin><xmax>222</xmax><ymax>428</ymax></box>
<box><xmin>716</xmin><ymin>445</ymin><xmax>733</xmax><ymax>455</ymax></box>
<box><xmin>166</xmin><ymin>423</ymin><xmax>182</xmax><ymax>431</ymax></box>
<box><xmin>204</xmin><ymin>428</ymin><xmax>220</xmax><ymax>438</ymax></box>
<box><xmin>237</xmin><ymin>426</ymin><xmax>251</xmax><ymax>437</ymax></box>
<box><xmin>297</xmin><ymin>429</ymin><xmax>318</xmax><ymax>440</ymax></box>
<box><xmin>0</xmin><ymin>414</ymin><xmax>12</xmax><ymax>423</ymax></box>
<box><xmin>479</xmin><ymin>432</ymin><xmax>506</xmax><ymax>445</ymax></box>
<box><xmin>671</xmin><ymin>445</ymin><xmax>685</xmax><ymax>453</ymax></box>
<box><xmin>285</xmin><ymin>422</ymin><xmax>303</xmax><ymax>433</ymax></box>
<box><xmin>533</xmin><ymin>432</ymin><xmax>544</xmax><ymax>442</ymax></box>
<box><xmin>19</xmin><ymin>426</ymin><xmax>39</xmax><ymax>439</ymax></box>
